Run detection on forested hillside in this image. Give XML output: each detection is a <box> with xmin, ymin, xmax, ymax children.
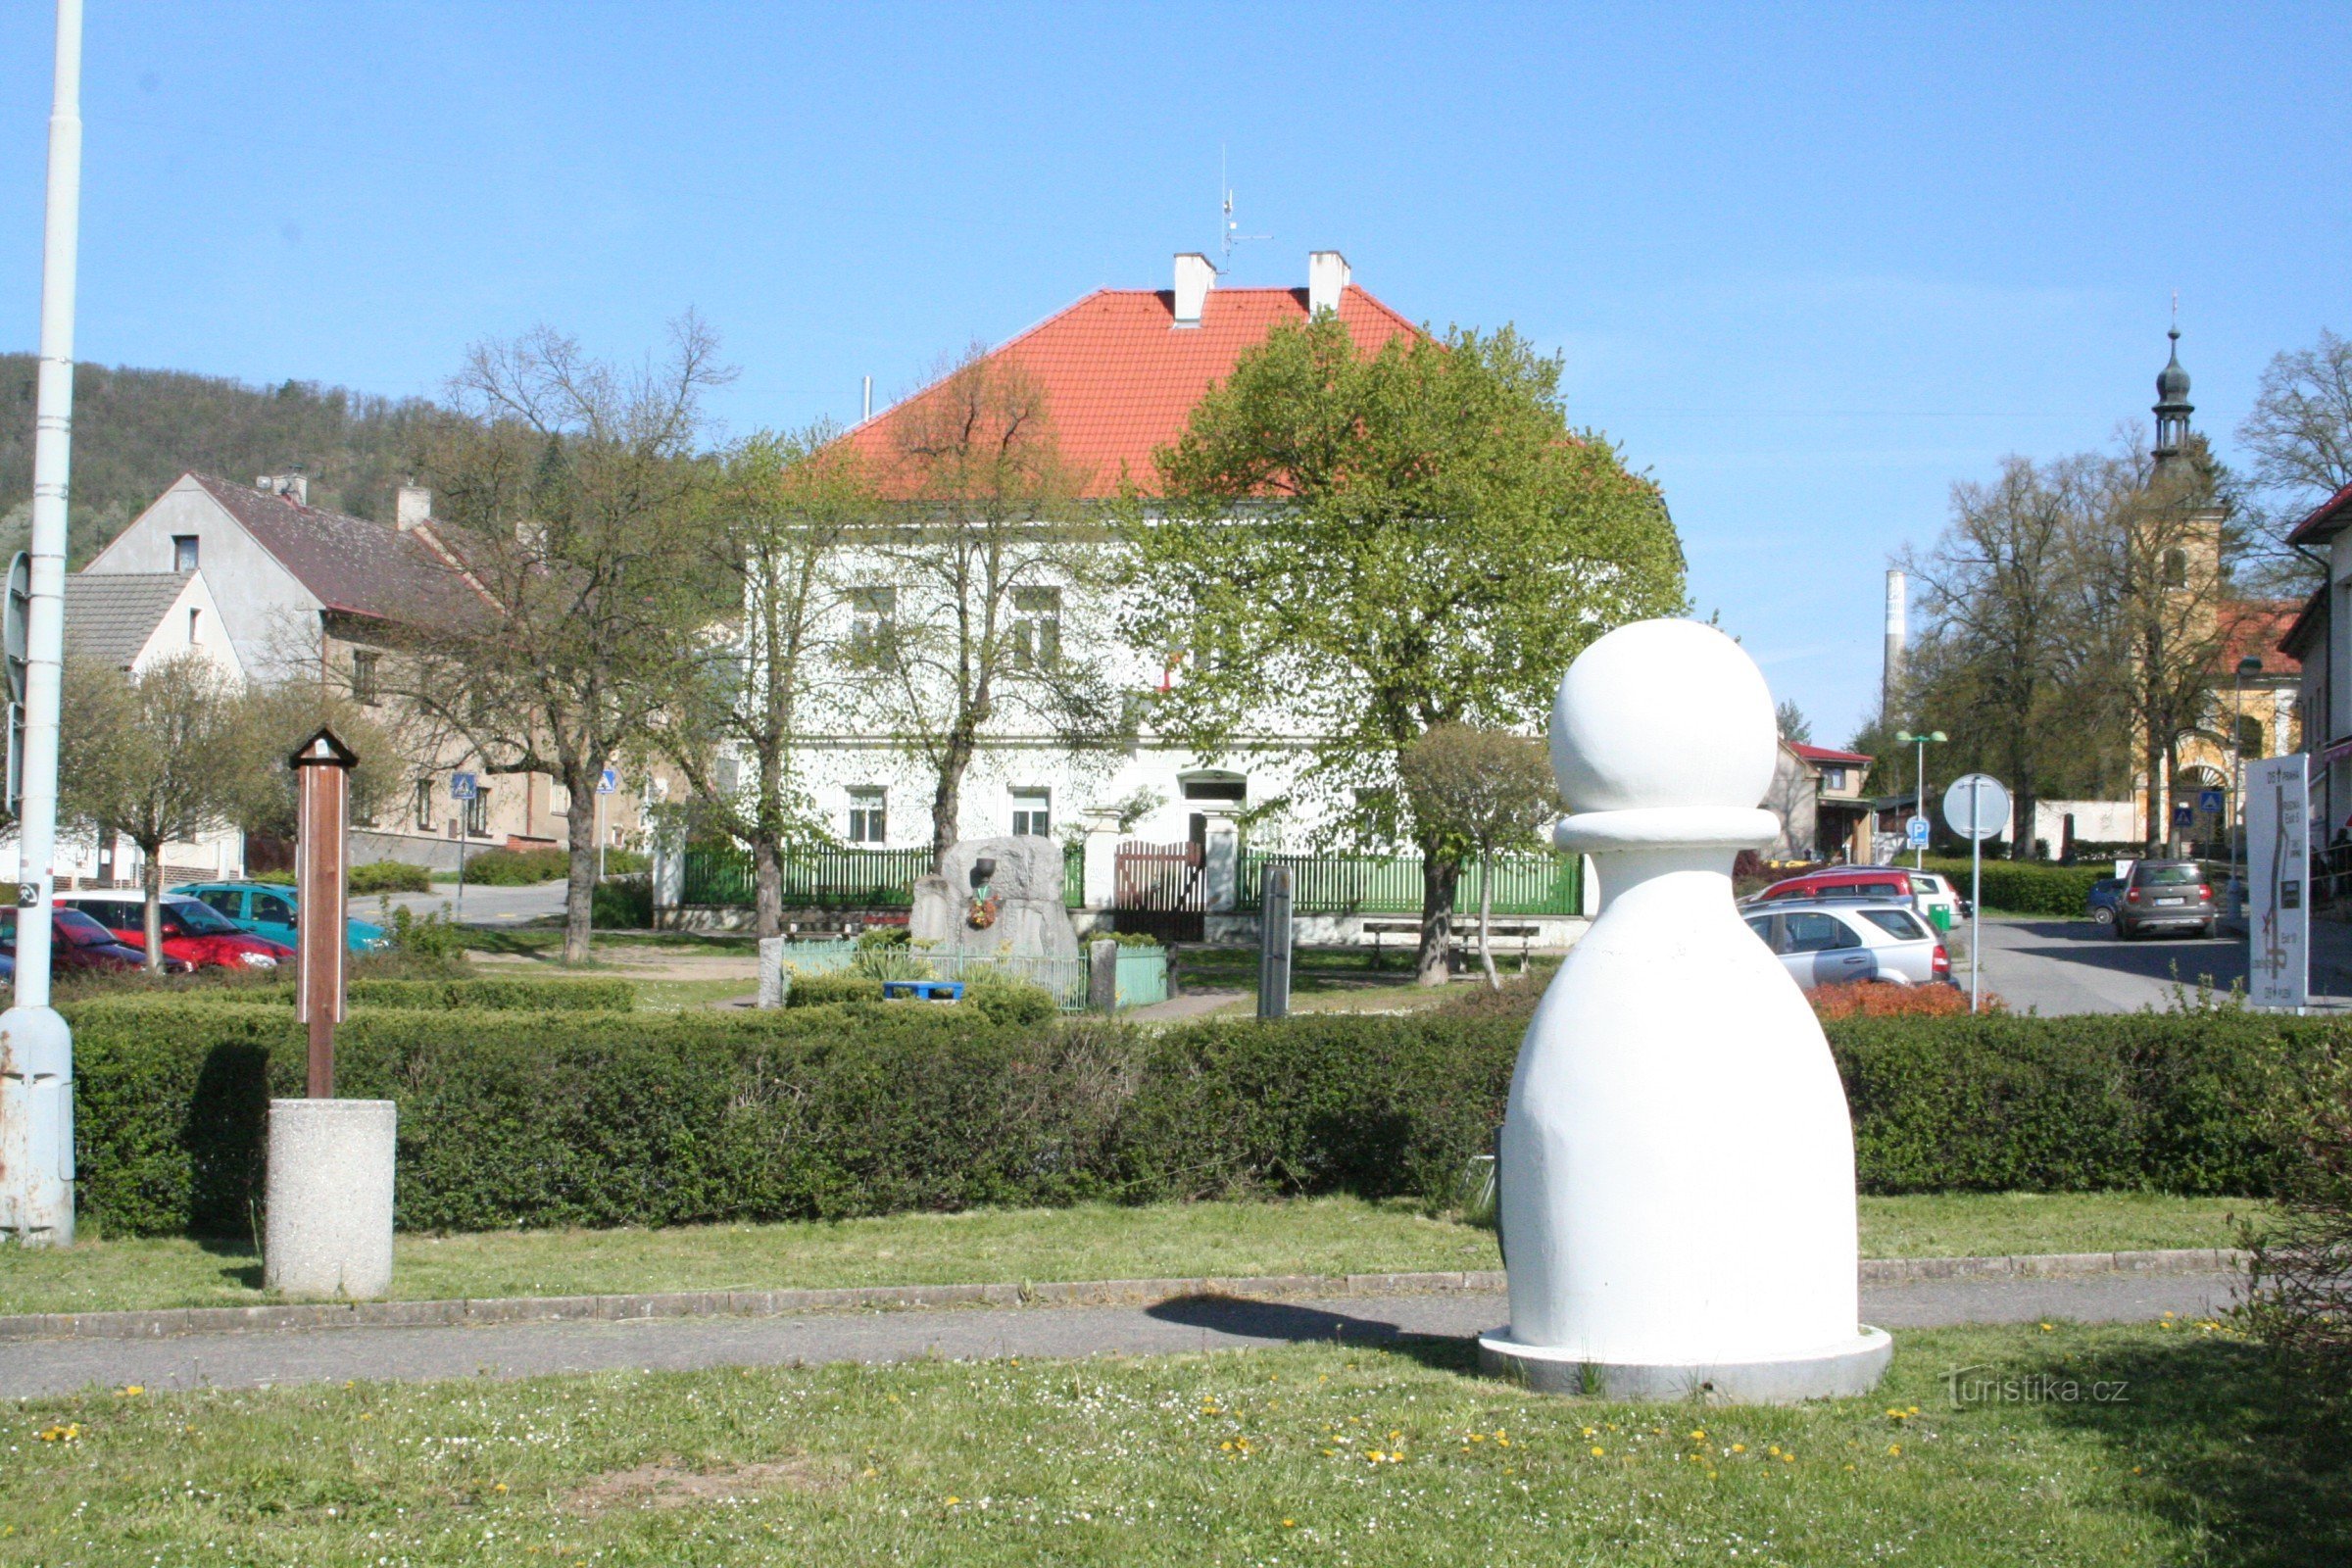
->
<box><xmin>0</xmin><ymin>356</ymin><xmax>432</xmax><ymax>564</ymax></box>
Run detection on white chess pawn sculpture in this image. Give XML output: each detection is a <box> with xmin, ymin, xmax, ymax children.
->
<box><xmin>1478</xmin><ymin>618</ymin><xmax>1891</xmax><ymax>1401</ymax></box>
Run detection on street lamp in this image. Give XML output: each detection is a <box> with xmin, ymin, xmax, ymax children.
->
<box><xmin>2229</xmin><ymin>655</ymin><xmax>2263</xmax><ymax>913</ymax></box>
<box><xmin>1893</xmin><ymin>729</ymin><xmax>1947</xmax><ymax>869</ymax></box>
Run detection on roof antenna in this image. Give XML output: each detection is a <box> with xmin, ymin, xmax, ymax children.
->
<box><xmin>1218</xmin><ymin>144</ymin><xmax>1270</xmax><ymax>273</ymax></box>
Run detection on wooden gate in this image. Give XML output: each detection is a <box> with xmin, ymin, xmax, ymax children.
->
<box><xmin>1112</xmin><ymin>840</ymin><xmax>1207</xmax><ymax>941</ymax></box>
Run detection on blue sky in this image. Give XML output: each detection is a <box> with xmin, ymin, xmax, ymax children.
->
<box><xmin>1</xmin><ymin>2</ymin><xmax>2345</xmax><ymax>746</ymax></box>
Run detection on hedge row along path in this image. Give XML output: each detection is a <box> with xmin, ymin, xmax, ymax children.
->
<box><xmin>0</xmin><ymin>1261</ymin><xmax>2240</xmax><ymax>1398</ymax></box>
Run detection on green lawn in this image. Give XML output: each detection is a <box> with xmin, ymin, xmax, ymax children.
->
<box><xmin>4</xmin><ymin>1322</ymin><xmax>2342</xmax><ymax>1566</ymax></box>
<box><xmin>0</xmin><ymin>1194</ymin><xmax>2262</xmax><ymax>1319</ymax></box>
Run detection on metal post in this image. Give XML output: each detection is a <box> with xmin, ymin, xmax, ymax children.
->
<box><xmin>1969</xmin><ymin>776</ymin><xmax>1984</xmax><ymax>1014</ymax></box>
<box><xmin>0</xmin><ymin>0</ymin><xmax>83</xmax><ymax>1244</ymax></box>
<box><xmin>595</xmin><ymin>789</ymin><xmax>606</xmax><ymax>884</ymax></box>
<box><xmin>1915</xmin><ymin>734</ymin><xmax>1929</xmax><ymax>870</ymax></box>
<box><xmin>1256</xmin><ymin>864</ymin><xmax>1293</xmax><ymax>1019</ymax></box>
<box><xmin>456</xmin><ymin>804</ymin><xmax>467</xmax><ymax>918</ymax></box>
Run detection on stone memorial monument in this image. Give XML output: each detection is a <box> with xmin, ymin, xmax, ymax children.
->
<box><xmin>1479</xmin><ymin>618</ymin><xmax>1890</xmax><ymax>1401</ymax></box>
<box><xmin>909</xmin><ymin>835</ymin><xmax>1079</xmax><ymax>962</ymax></box>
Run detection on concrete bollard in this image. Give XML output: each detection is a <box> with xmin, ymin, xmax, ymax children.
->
<box><xmin>758</xmin><ymin>936</ymin><xmax>791</xmax><ymax>1008</ymax></box>
<box><xmin>264</xmin><ymin>1098</ymin><xmax>396</xmax><ymax>1298</ymax></box>
<box><xmin>1087</xmin><ymin>938</ymin><xmax>1119</xmax><ymax>1012</ymax></box>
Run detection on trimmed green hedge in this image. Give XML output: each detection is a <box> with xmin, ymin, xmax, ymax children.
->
<box><xmin>64</xmin><ymin>994</ymin><xmax>2320</xmax><ymax>1239</ymax></box>
<box><xmin>141</xmin><ymin>977</ymin><xmax>641</xmax><ymax>1011</ymax></box>
<box><xmin>1923</xmin><ymin>858</ymin><xmax>2109</xmax><ymax>916</ymax></box>
<box><xmin>349</xmin><ymin>860</ymin><xmax>434</xmax><ymax>895</ymax></box>
<box><xmin>462</xmin><ymin>847</ymin><xmax>571</xmax><ymax>885</ymax></box>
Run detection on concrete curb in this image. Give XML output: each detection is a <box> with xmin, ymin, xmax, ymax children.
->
<box><xmin>0</xmin><ymin>1248</ymin><xmax>2247</xmax><ymax>1346</ymax></box>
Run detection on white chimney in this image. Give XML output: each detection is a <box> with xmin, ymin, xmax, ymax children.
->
<box><xmin>1307</xmin><ymin>251</ymin><xmax>1351</xmax><ymax>315</ymax></box>
<box><xmin>1883</xmin><ymin>568</ymin><xmax>1907</xmax><ymax>720</ymax></box>
<box><xmin>256</xmin><ymin>472</ymin><xmax>308</xmax><ymax>506</ymax></box>
<box><xmin>396</xmin><ymin>484</ymin><xmax>433</xmax><ymax>531</ymax></box>
<box><xmin>1172</xmin><ymin>252</ymin><xmax>1215</xmax><ymax>328</ymax></box>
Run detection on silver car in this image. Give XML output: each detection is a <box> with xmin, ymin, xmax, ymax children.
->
<box><xmin>1741</xmin><ymin>898</ymin><xmax>1953</xmax><ymax>989</ymax></box>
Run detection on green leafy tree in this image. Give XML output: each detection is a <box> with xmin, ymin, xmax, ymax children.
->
<box><xmin>1398</xmin><ymin>724</ymin><xmax>1560</xmax><ymax>989</ymax></box>
<box><xmin>661</xmin><ymin>424</ymin><xmax>867</xmax><ymax>935</ymax></box>
<box><xmin>1125</xmin><ymin>317</ymin><xmax>1686</xmax><ymax>983</ymax></box>
<box><xmin>58</xmin><ymin>654</ymin><xmax>245</xmax><ymax>970</ymax></box>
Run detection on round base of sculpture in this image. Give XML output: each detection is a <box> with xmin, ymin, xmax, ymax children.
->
<box><xmin>1478</xmin><ymin>1326</ymin><xmax>1892</xmax><ymax>1404</ymax></box>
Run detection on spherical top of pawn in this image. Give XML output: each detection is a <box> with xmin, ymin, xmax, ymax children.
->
<box><xmin>1548</xmin><ymin>618</ymin><xmax>1780</xmax><ymax>815</ymax></box>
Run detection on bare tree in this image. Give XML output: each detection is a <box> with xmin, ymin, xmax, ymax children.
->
<box><xmin>58</xmin><ymin>654</ymin><xmax>244</xmax><ymax>970</ymax></box>
<box><xmin>857</xmin><ymin>348</ymin><xmax>1119</xmax><ymax>864</ymax></box>
<box><xmin>1398</xmin><ymin>724</ymin><xmax>1560</xmax><ymax>989</ymax></box>
<box><xmin>2069</xmin><ymin>440</ymin><xmax>2233</xmax><ymax>855</ymax></box>
<box><xmin>393</xmin><ymin>318</ymin><xmax>731</xmax><ymax>962</ymax></box>
<box><xmin>1899</xmin><ymin>456</ymin><xmax>2109</xmax><ymax>857</ymax></box>
<box><xmin>661</xmin><ymin>425</ymin><xmax>867</xmax><ymax>936</ymax></box>
<box><xmin>2235</xmin><ymin>329</ymin><xmax>2352</xmax><ymax>590</ymax></box>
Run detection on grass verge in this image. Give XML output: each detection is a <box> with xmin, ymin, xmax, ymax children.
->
<box><xmin>0</xmin><ymin>1194</ymin><xmax>2264</xmax><ymax>1318</ymax></box>
<box><xmin>4</xmin><ymin>1322</ymin><xmax>2343</xmax><ymax>1566</ymax></box>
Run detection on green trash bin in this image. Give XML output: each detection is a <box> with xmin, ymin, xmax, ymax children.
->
<box><xmin>1929</xmin><ymin>905</ymin><xmax>1953</xmax><ymax>933</ymax></box>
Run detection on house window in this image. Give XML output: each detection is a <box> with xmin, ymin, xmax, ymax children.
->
<box><xmin>1010</xmin><ymin>788</ymin><xmax>1051</xmax><ymax>838</ymax></box>
<box><xmin>465</xmin><ymin>787</ymin><xmax>490</xmax><ymax>838</ymax></box>
<box><xmin>1822</xmin><ymin>766</ymin><xmax>1847</xmax><ymax>791</ymax></box>
<box><xmin>848</xmin><ymin>788</ymin><xmax>887</xmax><ymax>845</ymax></box>
<box><xmin>2162</xmin><ymin>547</ymin><xmax>2188</xmax><ymax>588</ymax></box>
<box><xmin>351</xmin><ymin>650</ymin><xmax>379</xmax><ymax>706</ymax></box>
<box><xmin>849</xmin><ymin>586</ymin><xmax>898</xmax><ymax>663</ymax></box>
<box><xmin>1011</xmin><ymin>586</ymin><xmax>1062</xmax><ymax>671</ymax></box>
<box><xmin>187</xmin><ymin>608</ymin><xmax>201</xmax><ymax>646</ymax></box>
<box><xmin>413</xmin><ymin>779</ymin><xmax>434</xmax><ymax>832</ymax></box>
<box><xmin>172</xmin><ymin>535</ymin><xmax>199</xmax><ymax>572</ymax></box>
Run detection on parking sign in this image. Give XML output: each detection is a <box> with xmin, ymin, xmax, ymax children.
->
<box><xmin>450</xmin><ymin>771</ymin><xmax>477</xmax><ymax>802</ymax></box>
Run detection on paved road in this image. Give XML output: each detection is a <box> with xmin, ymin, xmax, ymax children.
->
<box><xmin>373</xmin><ymin>882</ymin><xmax>568</xmax><ymax>928</ymax></box>
<box><xmin>0</xmin><ymin>1273</ymin><xmax>2239</xmax><ymax>1398</ymax></box>
<box><xmin>1966</xmin><ymin>916</ymin><xmax>2251</xmax><ymax>1014</ymax></box>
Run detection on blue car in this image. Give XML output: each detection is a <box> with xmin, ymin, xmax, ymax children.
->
<box><xmin>2086</xmin><ymin>876</ymin><xmax>2123</xmax><ymax>931</ymax></box>
<box><xmin>177</xmin><ymin>882</ymin><xmax>391</xmax><ymax>953</ymax></box>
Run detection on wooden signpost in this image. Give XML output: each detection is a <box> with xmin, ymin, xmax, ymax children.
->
<box><xmin>291</xmin><ymin>726</ymin><xmax>357</xmax><ymax>1098</ymax></box>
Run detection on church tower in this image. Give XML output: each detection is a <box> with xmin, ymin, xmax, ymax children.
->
<box><xmin>2152</xmin><ymin>325</ymin><xmax>2193</xmax><ymax>474</ymax></box>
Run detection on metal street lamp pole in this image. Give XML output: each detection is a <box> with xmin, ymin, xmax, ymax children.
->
<box><xmin>0</xmin><ymin>0</ymin><xmax>83</xmax><ymax>1244</ymax></box>
<box><xmin>1894</xmin><ymin>729</ymin><xmax>1946</xmax><ymax>868</ymax></box>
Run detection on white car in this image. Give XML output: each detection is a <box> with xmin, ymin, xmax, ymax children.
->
<box><xmin>1900</xmin><ymin>870</ymin><xmax>1963</xmax><ymax>933</ymax></box>
<box><xmin>1742</xmin><ymin>899</ymin><xmax>1954</xmax><ymax>990</ymax></box>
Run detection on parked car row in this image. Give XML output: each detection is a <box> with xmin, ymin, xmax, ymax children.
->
<box><xmin>1</xmin><ymin>881</ymin><xmax>390</xmax><ymax>983</ymax></box>
<box><xmin>1742</xmin><ymin>899</ymin><xmax>1953</xmax><ymax>989</ymax></box>
<box><xmin>1745</xmin><ymin>864</ymin><xmax>1965</xmax><ymax>930</ymax></box>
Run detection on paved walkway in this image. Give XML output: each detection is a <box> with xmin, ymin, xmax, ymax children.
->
<box><xmin>0</xmin><ymin>1272</ymin><xmax>2239</xmax><ymax>1399</ymax></box>
<box><xmin>1968</xmin><ymin>912</ymin><xmax>2352</xmax><ymax>1013</ymax></box>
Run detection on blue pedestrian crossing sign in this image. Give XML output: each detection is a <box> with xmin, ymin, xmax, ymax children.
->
<box><xmin>1905</xmin><ymin>815</ymin><xmax>1931</xmax><ymax>848</ymax></box>
<box><xmin>2197</xmin><ymin>788</ymin><xmax>2225</xmax><ymax>815</ymax></box>
<box><xmin>597</xmin><ymin>766</ymin><xmax>620</xmax><ymax>796</ymax></box>
<box><xmin>450</xmin><ymin>771</ymin><xmax>478</xmax><ymax>802</ymax></box>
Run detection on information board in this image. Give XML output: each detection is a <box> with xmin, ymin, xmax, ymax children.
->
<box><xmin>2245</xmin><ymin>754</ymin><xmax>2310</xmax><ymax>1011</ymax></box>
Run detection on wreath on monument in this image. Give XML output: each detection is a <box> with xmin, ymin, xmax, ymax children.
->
<box><xmin>967</xmin><ymin>894</ymin><xmax>1002</xmax><ymax>929</ymax></box>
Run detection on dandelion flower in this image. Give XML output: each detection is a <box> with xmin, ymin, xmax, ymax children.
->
<box><xmin>2039</xmin><ymin>1322</ymin><xmax>2054</xmax><ymax>1332</ymax></box>
<box><xmin>1731</xmin><ymin>1444</ymin><xmax>1745</xmax><ymax>1454</ymax></box>
<box><xmin>120</xmin><ymin>1385</ymin><xmax>144</xmax><ymax>1397</ymax></box>
<box><xmin>1689</xmin><ymin>1429</ymin><xmax>1706</xmax><ymax>1441</ymax></box>
<box><xmin>1590</xmin><ymin>1446</ymin><xmax>1605</xmax><ymax>1458</ymax></box>
<box><xmin>1888</xmin><ymin>1445</ymin><xmax>1902</xmax><ymax>1456</ymax></box>
<box><xmin>1283</xmin><ymin>1519</ymin><xmax>1296</xmax><ymax>1528</ymax></box>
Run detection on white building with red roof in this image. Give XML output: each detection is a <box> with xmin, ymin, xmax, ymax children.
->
<box><xmin>776</xmin><ymin>252</ymin><xmax>1428</xmax><ymax>866</ymax></box>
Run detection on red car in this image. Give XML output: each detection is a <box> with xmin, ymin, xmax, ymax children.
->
<box><xmin>0</xmin><ymin>906</ymin><xmax>166</xmax><ymax>975</ymax></box>
<box><xmin>58</xmin><ymin>893</ymin><xmax>295</xmax><ymax>971</ymax></box>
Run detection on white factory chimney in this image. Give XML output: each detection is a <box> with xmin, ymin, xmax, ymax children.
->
<box><xmin>1172</xmin><ymin>252</ymin><xmax>1215</xmax><ymax>327</ymax></box>
<box><xmin>1307</xmin><ymin>250</ymin><xmax>1351</xmax><ymax>315</ymax></box>
<box><xmin>1883</xmin><ymin>568</ymin><xmax>1907</xmax><ymax>721</ymax></box>
<box><xmin>395</xmin><ymin>484</ymin><xmax>432</xmax><ymax>531</ymax></box>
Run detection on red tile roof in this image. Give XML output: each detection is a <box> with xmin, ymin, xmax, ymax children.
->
<box><xmin>2285</xmin><ymin>478</ymin><xmax>2352</xmax><ymax>546</ymax></box>
<box><xmin>2217</xmin><ymin>597</ymin><xmax>2304</xmax><ymax>677</ymax></box>
<box><xmin>844</xmin><ymin>284</ymin><xmax>1420</xmax><ymax>498</ymax></box>
<box><xmin>1790</xmin><ymin>741</ymin><xmax>1873</xmax><ymax>766</ymax></box>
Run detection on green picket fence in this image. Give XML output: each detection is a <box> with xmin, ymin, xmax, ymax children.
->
<box><xmin>682</xmin><ymin>842</ymin><xmax>1086</xmax><ymax>910</ymax></box>
<box><xmin>1239</xmin><ymin>851</ymin><xmax>1581</xmax><ymax>916</ymax></box>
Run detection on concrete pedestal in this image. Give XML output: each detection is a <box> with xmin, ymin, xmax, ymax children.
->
<box><xmin>264</xmin><ymin>1099</ymin><xmax>396</xmax><ymax>1298</ymax></box>
<box><xmin>1478</xmin><ymin>1326</ymin><xmax>1893</xmax><ymax>1404</ymax></box>
<box><xmin>758</xmin><ymin>937</ymin><xmax>790</xmax><ymax>1008</ymax></box>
